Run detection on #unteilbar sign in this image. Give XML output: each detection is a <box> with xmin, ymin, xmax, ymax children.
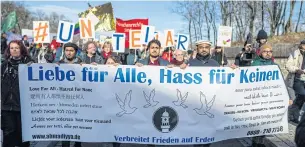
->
<box><xmin>19</xmin><ymin>64</ymin><xmax>289</xmax><ymax>145</ymax></box>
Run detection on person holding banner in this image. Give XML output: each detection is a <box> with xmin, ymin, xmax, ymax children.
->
<box><xmin>170</xmin><ymin>49</ymin><xmax>187</xmax><ymax>67</ymax></box>
<box><xmin>81</xmin><ymin>41</ymin><xmax>104</xmax><ymax>65</ymax></box>
<box><xmin>251</xmin><ymin>44</ymin><xmax>276</xmax><ymax>147</ymax></box>
<box><xmin>57</xmin><ymin>42</ymin><xmax>82</xmax><ymax>147</ymax></box>
<box><xmin>188</xmin><ymin>40</ymin><xmax>219</xmax><ymax>67</ymax></box>
<box><xmin>57</xmin><ymin>43</ymin><xmax>82</xmax><ymax>65</ymax></box>
<box><xmin>187</xmin><ymin>40</ymin><xmax>219</xmax><ymax>147</ymax></box>
<box><xmin>1</xmin><ymin>40</ymin><xmax>34</xmax><ymax>147</ymax></box>
<box><xmin>101</xmin><ymin>41</ymin><xmax>116</xmax><ymax>60</ymax></box>
<box><xmin>136</xmin><ymin>39</ymin><xmax>170</xmax><ymax>67</ymax></box>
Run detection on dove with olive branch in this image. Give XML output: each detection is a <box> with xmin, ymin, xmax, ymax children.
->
<box><xmin>115</xmin><ymin>90</ymin><xmax>137</xmax><ymax>117</ymax></box>
<box><xmin>143</xmin><ymin>89</ymin><xmax>159</xmax><ymax>108</ymax></box>
<box><xmin>193</xmin><ymin>91</ymin><xmax>216</xmax><ymax>118</ymax></box>
<box><xmin>173</xmin><ymin>89</ymin><xmax>189</xmax><ymax>108</ymax></box>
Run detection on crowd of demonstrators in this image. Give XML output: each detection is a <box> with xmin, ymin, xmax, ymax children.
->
<box><xmin>1</xmin><ymin>27</ymin><xmax>304</xmax><ymax>147</ymax></box>
<box><xmin>1</xmin><ymin>40</ymin><xmax>33</xmax><ymax>147</ymax></box>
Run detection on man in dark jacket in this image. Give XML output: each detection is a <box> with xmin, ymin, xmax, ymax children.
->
<box><xmin>188</xmin><ymin>40</ymin><xmax>219</xmax><ymax>147</ymax></box>
<box><xmin>136</xmin><ymin>39</ymin><xmax>170</xmax><ymax>147</ymax></box>
<box><xmin>58</xmin><ymin>43</ymin><xmax>82</xmax><ymax>64</ymax></box>
<box><xmin>188</xmin><ymin>40</ymin><xmax>219</xmax><ymax>67</ymax></box>
<box><xmin>81</xmin><ymin>41</ymin><xmax>104</xmax><ymax>64</ymax></box>
<box><xmin>136</xmin><ymin>39</ymin><xmax>170</xmax><ymax>66</ymax></box>
<box><xmin>57</xmin><ymin>42</ymin><xmax>82</xmax><ymax>147</ymax></box>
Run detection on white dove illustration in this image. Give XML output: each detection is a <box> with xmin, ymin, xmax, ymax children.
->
<box><xmin>143</xmin><ymin>89</ymin><xmax>159</xmax><ymax>108</ymax></box>
<box><xmin>193</xmin><ymin>91</ymin><xmax>216</xmax><ymax>118</ymax></box>
<box><xmin>115</xmin><ymin>90</ymin><xmax>137</xmax><ymax>117</ymax></box>
<box><xmin>173</xmin><ymin>89</ymin><xmax>189</xmax><ymax>108</ymax></box>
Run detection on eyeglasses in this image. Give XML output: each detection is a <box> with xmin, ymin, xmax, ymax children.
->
<box><xmin>262</xmin><ymin>51</ymin><xmax>273</xmax><ymax>54</ymax></box>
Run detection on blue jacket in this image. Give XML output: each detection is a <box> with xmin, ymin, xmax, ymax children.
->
<box><xmin>137</xmin><ymin>57</ymin><xmax>169</xmax><ymax>66</ymax></box>
<box><xmin>188</xmin><ymin>54</ymin><xmax>220</xmax><ymax>67</ymax></box>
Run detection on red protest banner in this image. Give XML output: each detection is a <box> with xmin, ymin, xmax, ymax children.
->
<box><xmin>116</xmin><ymin>18</ymin><xmax>148</xmax><ymax>48</ymax></box>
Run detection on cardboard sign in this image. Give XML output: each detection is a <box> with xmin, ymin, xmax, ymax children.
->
<box><xmin>79</xmin><ymin>18</ymin><xmax>95</xmax><ymax>39</ymax></box>
<box><xmin>140</xmin><ymin>25</ymin><xmax>155</xmax><ymax>45</ymax></box>
<box><xmin>176</xmin><ymin>34</ymin><xmax>189</xmax><ymax>50</ymax></box>
<box><xmin>164</xmin><ymin>29</ymin><xmax>175</xmax><ymax>47</ymax></box>
<box><xmin>33</xmin><ymin>21</ymin><xmax>50</xmax><ymax>43</ymax></box>
<box><xmin>217</xmin><ymin>26</ymin><xmax>232</xmax><ymax>47</ymax></box>
<box><xmin>86</xmin><ymin>12</ymin><xmax>99</xmax><ymax>26</ymax></box>
<box><xmin>112</xmin><ymin>33</ymin><xmax>125</xmax><ymax>53</ymax></box>
<box><xmin>57</xmin><ymin>21</ymin><xmax>75</xmax><ymax>43</ymax></box>
<box><xmin>154</xmin><ymin>31</ymin><xmax>165</xmax><ymax>47</ymax></box>
<box><xmin>129</xmin><ymin>30</ymin><xmax>141</xmax><ymax>49</ymax></box>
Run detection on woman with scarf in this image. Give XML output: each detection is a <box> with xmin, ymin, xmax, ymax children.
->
<box><xmin>101</xmin><ymin>41</ymin><xmax>116</xmax><ymax>60</ymax></box>
<box><xmin>1</xmin><ymin>40</ymin><xmax>34</xmax><ymax>147</ymax></box>
<box><xmin>171</xmin><ymin>49</ymin><xmax>187</xmax><ymax>68</ymax></box>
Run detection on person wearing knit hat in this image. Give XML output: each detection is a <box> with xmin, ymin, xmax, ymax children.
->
<box><xmin>187</xmin><ymin>40</ymin><xmax>219</xmax><ymax>67</ymax></box>
<box><xmin>58</xmin><ymin>42</ymin><xmax>82</xmax><ymax>65</ymax></box>
<box><xmin>256</xmin><ymin>29</ymin><xmax>268</xmax><ymax>46</ymax></box>
<box><xmin>251</xmin><ymin>43</ymin><xmax>276</xmax><ymax>147</ymax></box>
<box><xmin>58</xmin><ymin>43</ymin><xmax>82</xmax><ymax>147</ymax></box>
<box><xmin>251</xmin><ymin>44</ymin><xmax>276</xmax><ymax>66</ymax></box>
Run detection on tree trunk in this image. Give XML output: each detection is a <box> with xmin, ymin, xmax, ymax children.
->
<box><xmin>295</xmin><ymin>1</ymin><xmax>303</xmax><ymax>33</ymax></box>
<box><xmin>188</xmin><ymin>19</ymin><xmax>192</xmax><ymax>48</ymax></box>
<box><xmin>247</xmin><ymin>1</ymin><xmax>256</xmax><ymax>37</ymax></box>
<box><xmin>285</xmin><ymin>0</ymin><xmax>296</xmax><ymax>34</ymax></box>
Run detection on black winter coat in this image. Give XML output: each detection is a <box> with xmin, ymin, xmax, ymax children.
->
<box><xmin>1</xmin><ymin>56</ymin><xmax>33</xmax><ymax>111</ymax></box>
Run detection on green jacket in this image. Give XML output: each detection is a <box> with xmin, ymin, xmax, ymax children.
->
<box><xmin>251</xmin><ymin>56</ymin><xmax>277</xmax><ymax>66</ymax></box>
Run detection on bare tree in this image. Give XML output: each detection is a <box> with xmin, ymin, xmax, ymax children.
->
<box><xmin>285</xmin><ymin>0</ymin><xmax>296</xmax><ymax>34</ymax></box>
<box><xmin>295</xmin><ymin>1</ymin><xmax>303</xmax><ymax>33</ymax></box>
<box><xmin>266</xmin><ymin>1</ymin><xmax>285</xmax><ymax>36</ymax></box>
<box><xmin>246</xmin><ymin>1</ymin><xmax>257</xmax><ymax>35</ymax></box>
<box><xmin>219</xmin><ymin>1</ymin><xmax>231</xmax><ymax>26</ymax></box>
<box><xmin>172</xmin><ymin>1</ymin><xmax>195</xmax><ymax>47</ymax></box>
<box><xmin>35</xmin><ymin>10</ymin><xmax>46</xmax><ymax>21</ymax></box>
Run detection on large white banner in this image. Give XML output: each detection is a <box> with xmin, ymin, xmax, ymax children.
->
<box><xmin>19</xmin><ymin>64</ymin><xmax>289</xmax><ymax>145</ymax></box>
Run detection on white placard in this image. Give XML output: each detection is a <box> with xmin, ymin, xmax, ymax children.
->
<box><xmin>56</xmin><ymin>21</ymin><xmax>75</xmax><ymax>43</ymax></box>
<box><xmin>217</xmin><ymin>26</ymin><xmax>232</xmax><ymax>47</ymax></box>
<box><xmin>140</xmin><ymin>25</ymin><xmax>156</xmax><ymax>45</ymax></box>
<box><xmin>33</xmin><ymin>21</ymin><xmax>50</xmax><ymax>43</ymax></box>
<box><xmin>112</xmin><ymin>33</ymin><xmax>125</xmax><ymax>53</ymax></box>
